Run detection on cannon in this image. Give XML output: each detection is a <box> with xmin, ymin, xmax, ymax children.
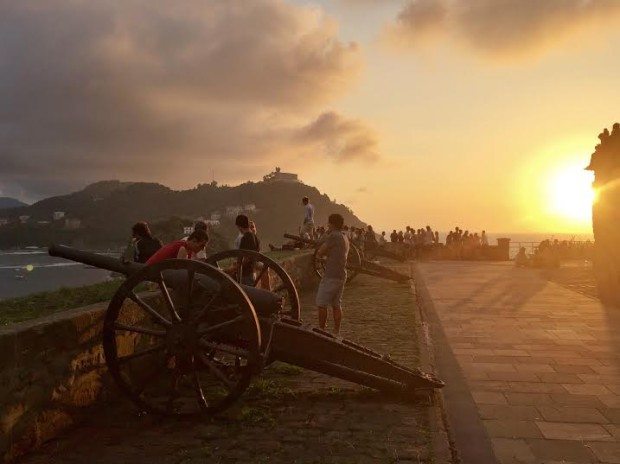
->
<box><xmin>283</xmin><ymin>233</ymin><xmax>410</xmax><ymax>283</ymax></box>
<box><xmin>49</xmin><ymin>245</ymin><xmax>443</xmax><ymax>417</ymax></box>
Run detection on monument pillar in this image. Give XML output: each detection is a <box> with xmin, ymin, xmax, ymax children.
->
<box><xmin>586</xmin><ymin>123</ymin><xmax>620</xmax><ymax>306</ymax></box>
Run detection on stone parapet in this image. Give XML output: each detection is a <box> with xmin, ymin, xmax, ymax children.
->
<box><xmin>0</xmin><ymin>251</ymin><xmax>316</xmax><ymax>462</ymax></box>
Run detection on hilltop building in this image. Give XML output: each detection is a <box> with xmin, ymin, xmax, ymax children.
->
<box><xmin>0</xmin><ymin>218</ymin><xmax>8</xmax><ymax>227</ymax></box>
<box><xmin>263</xmin><ymin>167</ymin><xmax>299</xmax><ymax>183</ymax></box>
<box><xmin>244</xmin><ymin>204</ymin><xmax>256</xmax><ymax>212</ymax></box>
<box><xmin>210</xmin><ymin>212</ymin><xmax>221</xmax><ymax>221</ymax></box>
<box><xmin>53</xmin><ymin>211</ymin><xmax>65</xmax><ymax>220</ymax></box>
<box><xmin>19</xmin><ymin>215</ymin><xmax>30</xmax><ymax>224</ymax></box>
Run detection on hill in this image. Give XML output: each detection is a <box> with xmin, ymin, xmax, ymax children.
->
<box><xmin>0</xmin><ymin>197</ymin><xmax>27</xmax><ymax>210</ymax></box>
<box><xmin>0</xmin><ymin>179</ymin><xmax>364</xmax><ymax>249</ymax></box>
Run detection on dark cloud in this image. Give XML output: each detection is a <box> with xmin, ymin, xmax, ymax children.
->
<box><xmin>293</xmin><ymin>112</ymin><xmax>380</xmax><ymax>163</ymax></box>
<box><xmin>0</xmin><ymin>0</ymin><xmax>374</xmax><ymax>200</ymax></box>
<box><xmin>388</xmin><ymin>0</ymin><xmax>620</xmax><ymax>58</ymax></box>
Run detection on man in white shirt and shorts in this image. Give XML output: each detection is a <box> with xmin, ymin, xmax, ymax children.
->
<box><xmin>315</xmin><ymin>213</ymin><xmax>349</xmax><ymax>336</ymax></box>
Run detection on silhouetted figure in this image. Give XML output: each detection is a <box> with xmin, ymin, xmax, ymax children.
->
<box><xmin>586</xmin><ymin>123</ymin><xmax>620</xmax><ymax>305</ymax></box>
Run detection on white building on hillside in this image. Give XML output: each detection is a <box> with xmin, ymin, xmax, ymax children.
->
<box><xmin>243</xmin><ymin>204</ymin><xmax>256</xmax><ymax>212</ymax></box>
<box><xmin>225</xmin><ymin>206</ymin><xmax>243</xmax><ymax>217</ymax></box>
<box><xmin>19</xmin><ymin>215</ymin><xmax>30</xmax><ymax>224</ymax></box>
<box><xmin>263</xmin><ymin>167</ymin><xmax>299</xmax><ymax>183</ymax></box>
<box><xmin>53</xmin><ymin>211</ymin><xmax>65</xmax><ymax>220</ymax></box>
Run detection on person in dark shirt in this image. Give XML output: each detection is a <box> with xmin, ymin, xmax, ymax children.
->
<box><xmin>125</xmin><ymin>222</ymin><xmax>162</xmax><ymax>263</ymax></box>
<box><xmin>236</xmin><ymin>214</ymin><xmax>260</xmax><ymax>286</ymax></box>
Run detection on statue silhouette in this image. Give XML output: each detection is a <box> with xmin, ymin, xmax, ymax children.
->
<box><xmin>586</xmin><ymin>122</ymin><xmax>620</xmax><ymax>306</ymax></box>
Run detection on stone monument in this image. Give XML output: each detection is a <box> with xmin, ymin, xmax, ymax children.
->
<box><xmin>586</xmin><ymin>122</ymin><xmax>620</xmax><ymax>305</ymax></box>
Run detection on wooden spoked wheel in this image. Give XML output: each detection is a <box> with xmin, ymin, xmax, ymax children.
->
<box><xmin>313</xmin><ymin>243</ymin><xmax>362</xmax><ymax>284</ymax></box>
<box><xmin>103</xmin><ymin>259</ymin><xmax>261</xmax><ymax>417</ymax></box>
<box><xmin>206</xmin><ymin>249</ymin><xmax>300</xmax><ymax>320</ymax></box>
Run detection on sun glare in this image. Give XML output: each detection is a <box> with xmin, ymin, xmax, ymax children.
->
<box><xmin>547</xmin><ymin>165</ymin><xmax>595</xmax><ymax>223</ymax></box>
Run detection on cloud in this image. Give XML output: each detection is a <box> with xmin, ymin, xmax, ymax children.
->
<box><xmin>293</xmin><ymin>112</ymin><xmax>380</xmax><ymax>163</ymax></box>
<box><xmin>387</xmin><ymin>0</ymin><xmax>620</xmax><ymax>59</ymax></box>
<box><xmin>0</xmin><ymin>0</ymin><xmax>374</xmax><ymax>200</ymax></box>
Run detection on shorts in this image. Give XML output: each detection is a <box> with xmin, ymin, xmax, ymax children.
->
<box><xmin>315</xmin><ymin>277</ymin><xmax>346</xmax><ymax>308</ymax></box>
<box><xmin>301</xmin><ymin>222</ymin><xmax>315</xmax><ymax>236</ymax></box>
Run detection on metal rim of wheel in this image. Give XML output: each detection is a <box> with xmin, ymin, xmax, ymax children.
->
<box><xmin>103</xmin><ymin>259</ymin><xmax>261</xmax><ymax>417</ymax></box>
<box><xmin>312</xmin><ymin>243</ymin><xmax>362</xmax><ymax>284</ymax></box>
<box><xmin>205</xmin><ymin>249</ymin><xmax>300</xmax><ymax>320</ymax></box>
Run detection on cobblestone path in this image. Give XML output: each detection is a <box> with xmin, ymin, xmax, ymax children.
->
<box><xmin>417</xmin><ymin>261</ymin><xmax>620</xmax><ymax>464</ymax></box>
<box><xmin>20</xmin><ymin>266</ymin><xmax>437</xmax><ymax>464</ymax></box>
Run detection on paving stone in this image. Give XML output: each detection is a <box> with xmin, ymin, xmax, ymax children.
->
<box><xmin>563</xmin><ymin>384</ymin><xmax>613</xmax><ymax>396</ymax></box>
<box><xmin>506</xmin><ymin>382</ymin><xmax>567</xmax><ymax>394</ymax></box>
<box><xmin>483</xmin><ymin>420</ymin><xmax>542</xmax><ymax>439</ymax></box>
<box><xmin>537</xmin><ymin>405</ymin><xmax>609</xmax><ymax>424</ymax></box>
<box><xmin>588</xmin><ymin>442</ymin><xmax>620</xmax><ymax>463</ymax></box>
<box><xmin>505</xmin><ymin>392</ymin><xmax>552</xmax><ymax>406</ymax></box>
<box><xmin>471</xmin><ymin>391</ymin><xmax>508</xmax><ymax>405</ymax></box>
<box><xmin>526</xmin><ymin>439</ymin><xmax>596</xmax><ymax>462</ymax></box>
<box><xmin>535</xmin><ymin>422</ymin><xmax>612</xmax><ymax>441</ymax></box>
<box><xmin>478</xmin><ymin>405</ymin><xmax>542</xmax><ymax>421</ymax></box>
<box><xmin>490</xmin><ymin>438</ymin><xmax>536</xmax><ymax>464</ymax></box>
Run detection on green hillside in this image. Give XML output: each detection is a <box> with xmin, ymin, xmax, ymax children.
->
<box><xmin>0</xmin><ymin>180</ymin><xmax>364</xmax><ymax>249</ymax></box>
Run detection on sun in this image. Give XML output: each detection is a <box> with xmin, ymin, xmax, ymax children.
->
<box><xmin>547</xmin><ymin>165</ymin><xmax>595</xmax><ymax>223</ymax></box>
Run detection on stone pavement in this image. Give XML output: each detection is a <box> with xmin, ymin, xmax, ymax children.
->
<box><xmin>415</xmin><ymin>261</ymin><xmax>620</xmax><ymax>464</ymax></box>
<box><xmin>19</xmin><ymin>269</ymin><xmax>443</xmax><ymax>464</ymax></box>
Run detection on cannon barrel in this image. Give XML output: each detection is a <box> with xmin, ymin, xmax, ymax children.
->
<box><xmin>49</xmin><ymin>244</ymin><xmax>143</xmax><ymax>276</ymax></box>
<box><xmin>283</xmin><ymin>233</ymin><xmax>317</xmax><ymax>246</ymax></box>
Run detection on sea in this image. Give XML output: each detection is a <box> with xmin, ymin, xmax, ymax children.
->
<box><xmin>0</xmin><ymin>248</ymin><xmax>116</xmax><ymax>300</ymax></box>
<box><xmin>0</xmin><ymin>232</ymin><xmax>595</xmax><ymax>301</ymax></box>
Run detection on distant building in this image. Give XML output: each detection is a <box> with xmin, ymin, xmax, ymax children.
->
<box><xmin>225</xmin><ymin>206</ymin><xmax>243</xmax><ymax>218</ymax></box>
<box><xmin>53</xmin><ymin>211</ymin><xmax>65</xmax><ymax>220</ymax></box>
<box><xmin>37</xmin><ymin>221</ymin><xmax>51</xmax><ymax>225</ymax></box>
<box><xmin>183</xmin><ymin>226</ymin><xmax>193</xmax><ymax>236</ymax></box>
<box><xmin>0</xmin><ymin>218</ymin><xmax>8</xmax><ymax>227</ymax></box>
<box><xmin>64</xmin><ymin>218</ymin><xmax>81</xmax><ymax>230</ymax></box>
<box><xmin>19</xmin><ymin>215</ymin><xmax>30</xmax><ymax>224</ymax></box>
<box><xmin>210</xmin><ymin>212</ymin><xmax>221</xmax><ymax>221</ymax></box>
<box><xmin>244</xmin><ymin>203</ymin><xmax>256</xmax><ymax>212</ymax></box>
<box><xmin>263</xmin><ymin>167</ymin><xmax>299</xmax><ymax>183</ymax></box>
<box><xmin>205</xmin><ymin>219</ymin><xmax>220</xmax><ymax>227</ymax></box>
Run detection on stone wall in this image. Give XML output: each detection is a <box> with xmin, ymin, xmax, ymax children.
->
<box><xmin>0</xmin><ymin>251</ymin><xmax>317</xmax><ymax>462</ymax></box>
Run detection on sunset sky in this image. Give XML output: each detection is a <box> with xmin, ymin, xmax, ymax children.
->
<box><xmin>2</xmin><ymin>0</ymin><xmax>619</xmax><ymax>234</ymax></box>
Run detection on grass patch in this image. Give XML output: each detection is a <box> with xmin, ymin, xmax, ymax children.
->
<box><xmin>245</xmin><ymin>378</ymin><xmax>295</xmax><ymax>401</ymax></box>
<box><xmin>266</xmin><ymin>362</ymin><xmax>304</xmax><ymax>377</ymax></box>
<box><xmin>239</xmin><ymin>406</ymin><xmax>276</xmax><ymax>426</ymax></box>
<box><xmin>0</xmin><ymin>279</ymin><xmax>123</xmax><ymax>325</ymax></box>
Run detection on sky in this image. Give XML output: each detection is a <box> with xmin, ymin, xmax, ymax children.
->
<box><xmin>1</xmin><ymin>0</ymin><xmax>619</xmax><ymax>234</ymax></box>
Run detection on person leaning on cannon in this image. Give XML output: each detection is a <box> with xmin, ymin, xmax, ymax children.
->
<box><xmin>315</xmin><ymin>213</ymin><xmax>349</xmax><ymax>337</ymax></box>
<box><xmin>146</xmin><ymin>229</ymin><xmax>209</xmax><ymax>264</ymax></box>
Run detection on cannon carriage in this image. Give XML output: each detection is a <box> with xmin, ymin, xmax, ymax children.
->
<box><xmin>49</xmin><ymin>245</ymin><xmax>443</xmax><ymax>417</ymax></box>
<box><xmin>283</xmin><ymin>233</ymin><xmax>410</xmax><ymax>283</ymax></box>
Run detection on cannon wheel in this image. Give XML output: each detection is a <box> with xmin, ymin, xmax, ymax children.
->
<box><xmin>205</xmin><ymin>249</ymin><xmax>300</xmax><ymax>320</ymax></box>
<box><xmin>313</xmin><ymin>243</ymin><xmax>362</xmax><ymax>284</ymax></box>
<box><xmin>103</xmin><ymin>259</ymin><xmax>261</xmax><ymax>417</ymax></box>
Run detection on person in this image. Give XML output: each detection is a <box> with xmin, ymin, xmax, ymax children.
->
<box><xmin>236</xmin><ymin>214</ymin><xmax>260</xmax><ymax>286</ymax></box>
<box><xmin>248</xmin><ymin>220</ymin><xmax>270</xmax><ymax>290</ymax></box>
<box><xmin>481</xmin><ymin>230</ymin><xmax>489</xmax><ymax>247</ymax></box>
<box><xmin>184</xmin><ymin>220</ymin><xmax>208</xmax><ymax>260</ymax></box>
<box><xmin>390</xmin><ymin>230</ymin><xmax>398</xmax><ymax>243</ymax></box>
<box><xmin>146</xmin><ymin>229</ymin><xmax>209</xmax><ymax>265</ymax></box>
<box><xmin>123</xmin><ymin>222</ymin><xmax>162</xmax><ymax>263</ymax></box>
<box><xmin>316</xmin><ymin>213</ymin><xmax>349</xmax><ymax>336</ymax></box>
<box><xmin>301</xmin><ymin>196</ymin><xmax>315</xmax><ymax>239</ymax></box>
<box><xmin>515</xmin><ymin>247</ymin><xmax>529</xmax><ymax>267</ymax></box>
<box><xmin>379</xmin><ymin>231</ymin><xmax>387</xmax><ymax>246</ymax></box>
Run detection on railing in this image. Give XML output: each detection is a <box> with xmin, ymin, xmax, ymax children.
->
<box><xmin>509</xmin><ymin>241</ymin><xmax>594</xmax><ymax>259</ymax></box>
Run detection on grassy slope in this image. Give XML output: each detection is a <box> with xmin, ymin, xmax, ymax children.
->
<box><xmin>0</xmin><ymin>279</ymin><xmax>122</xmax><ymax>326</ymax></box>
